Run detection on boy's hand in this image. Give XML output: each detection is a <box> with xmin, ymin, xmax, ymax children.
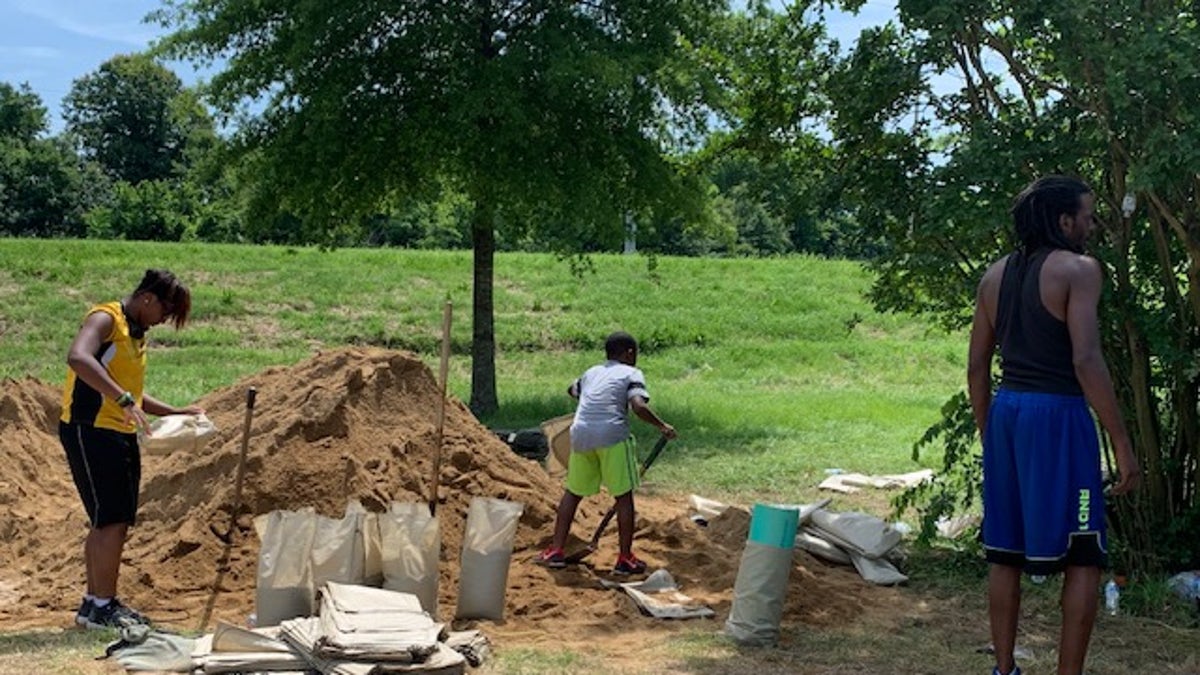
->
<box><xmin>659</xmin><ymin>423</ymin><xmax>677</xmax><ymax>440</ymax></box>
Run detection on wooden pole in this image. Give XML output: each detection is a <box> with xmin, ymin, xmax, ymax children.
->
<box><xmin>430</xmin><ymin>301</ymin><xmax>452</xmax><ymax>515</ymax></box>
<box><xmin>200</xmin><ymin>386</ymin><xmax>256</xmax><ymax>631</ymax></box>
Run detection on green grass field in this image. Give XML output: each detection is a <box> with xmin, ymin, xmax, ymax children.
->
<box><xmin>0</xmin><ymin>238</ymin><xmax>964</xmax><ymax>503</ymax></box>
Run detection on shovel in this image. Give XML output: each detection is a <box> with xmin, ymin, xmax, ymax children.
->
<box><xmin>563</xmin><ymin>434</ymin><xmax>671</xmax><ymax>565</ymax></box>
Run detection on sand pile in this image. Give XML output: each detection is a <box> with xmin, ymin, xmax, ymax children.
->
<box><xmin>0</xmin><ymin>347</ymin><xmax>895</xmax><ymax>640</ymax></box>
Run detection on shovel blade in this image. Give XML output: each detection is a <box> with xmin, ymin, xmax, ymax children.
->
<box><xmin>562</xmin><ymin>544</ymin><xmax>596</xmax><ymax>565</ymax></box>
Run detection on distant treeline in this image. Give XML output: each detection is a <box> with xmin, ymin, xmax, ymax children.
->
<box><xmin>1</xmin><ymin>55</ymin><xmax>872</xmax><ymax>258</ymax></box>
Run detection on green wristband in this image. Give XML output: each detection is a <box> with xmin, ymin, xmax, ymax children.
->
<box><xmin>116</xmin><ymin>391</ymin><xmax>135</xmax><ymax>408</ymax></box>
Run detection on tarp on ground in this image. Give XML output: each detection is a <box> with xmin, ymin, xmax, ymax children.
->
<box><xmin>600</xmin><ymin>569</ymin><xmax>715</xmax><ymax>619</ymax></box>
<box><xmin>817</xmin><ymin>469</ymin><xmax>933</xmax><ymax>494</ymax></box>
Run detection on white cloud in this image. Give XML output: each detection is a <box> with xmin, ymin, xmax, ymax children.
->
<box><xmin>10</xmin><ymin>0</ymin><xmax>161</xmax><ymax>48</ymax></box>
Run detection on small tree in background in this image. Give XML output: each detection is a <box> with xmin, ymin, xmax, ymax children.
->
<box><xmin>0</xmin><ymin>83</ymin><xmax>88</xmax><ymax>236</ymax></box>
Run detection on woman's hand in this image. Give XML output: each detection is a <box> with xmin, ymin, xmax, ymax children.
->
<box><xmin>124</xmin><ymin>404</ymin><xmax>150</xmax><ymax>436</ymax></box>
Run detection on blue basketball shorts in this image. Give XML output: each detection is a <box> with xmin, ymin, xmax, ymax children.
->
<box><xmin>982</xmin><ymin>389</ymin><xmax>1107</xmax><ymax>574</ymax></box>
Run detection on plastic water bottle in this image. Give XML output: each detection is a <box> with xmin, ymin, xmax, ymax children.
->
<box><xmin>1104</xmin><ymin>580</ymin><xmax>1120</xmax><ymax>616</ymax></box>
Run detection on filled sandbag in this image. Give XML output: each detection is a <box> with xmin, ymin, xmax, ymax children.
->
<box><xmin>346</xmin><ymin>500</ymin><xmax>384</xmax><ymax>587</ymax></box>
<box><xmin>455</xmin><ymin>497</ymin><xmax>524</xmax><ymax>620</ymax></box>
<box><xmin>380</xmin><ymin>502</ymin><xmax>441</xmax><ymax>617</ymax></box>
<box><xmin>795</xmin><ymin>528</ymin><xmax>852</xmax><ymax>565</ymax></box>
<box><xmin>311</xmin><ymin>504</ymin><xmax>368</xmax><ymax>589</ymax></box>
<box><xmin>255</xmin><ymin>508</ymin><xmax>318</xmax><ymax>627</ymax></box>
<box><xmin>808</xmin><ymin>509</ymin><xmax>902</xmax><ymax>558</ymax></box>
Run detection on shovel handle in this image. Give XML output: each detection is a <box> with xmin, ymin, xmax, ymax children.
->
<box><xmin>229</xmin><ymin>387</ymin><xmax>257</xmax><ymax>536</ymax></box>
<box><xmin>639</xmin><ymin>435</ymin><xmax>670</xmax><ymax>475</ymax></box>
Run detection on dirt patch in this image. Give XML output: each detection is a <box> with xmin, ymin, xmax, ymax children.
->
<box><xmin>0</xmin><ymin>347</ymin><xmax>897</xmax><ymax>652</ymax></box>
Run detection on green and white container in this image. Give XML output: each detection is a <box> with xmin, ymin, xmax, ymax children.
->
<box><xmin>725</xmin><ymin>503</ymin><xmax>800</xmax><ymax>646</ymax></box>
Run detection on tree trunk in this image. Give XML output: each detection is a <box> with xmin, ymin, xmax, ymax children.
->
<box><xmin>469</xmin><ymin>199</ymin><xmax>498</xmax><ymax>417</ymax></box>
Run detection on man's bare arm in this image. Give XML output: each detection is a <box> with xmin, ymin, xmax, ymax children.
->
<box><xmin>1065</xmin><ymin>256</ymin><xmax>1140</xmax><ymax>495</ymax></box>
<box><xmin>967</xmin><ymin>267</ymin><xmax>1000</xmax><ymax>435</ymax></box>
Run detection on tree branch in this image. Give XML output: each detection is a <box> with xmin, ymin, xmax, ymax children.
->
<box><xmin>950</xmin><ymin>41</ymin><xmax>989</xmax><ymax>119</ymax></box>
<box><xmin>979</xmin><ymin>30</ymin><xmax>1093</xmax><ymax>118</ymax></box>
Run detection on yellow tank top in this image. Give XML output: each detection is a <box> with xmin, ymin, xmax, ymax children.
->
<box><xmin>60</xmin><ymin>301</ymin><xmax>147</xmax><ymax>433</ymax></box>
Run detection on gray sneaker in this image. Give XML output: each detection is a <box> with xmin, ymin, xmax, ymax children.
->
<box><xmin>84</xmin><ymin>599</ymin><xmax>149</xmax><ymax>629</ymax></box>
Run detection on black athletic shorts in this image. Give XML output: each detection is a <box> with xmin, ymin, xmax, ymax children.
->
<box><xmin>59</xmin><ymin>421</ymin><xmax>141</xmax><ymax>528</ymax></box>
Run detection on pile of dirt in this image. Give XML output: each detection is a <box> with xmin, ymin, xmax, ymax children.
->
<box><xmin>0</xmin><ymin>347</ymin><xmax>898</xmax><ymax>642</ymax></box>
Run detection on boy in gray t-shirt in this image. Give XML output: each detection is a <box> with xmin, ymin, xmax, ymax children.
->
<box><xmin>537</xmin><ymin>331</ymin><xmax>676</xmax><ymax>575</ymax></box>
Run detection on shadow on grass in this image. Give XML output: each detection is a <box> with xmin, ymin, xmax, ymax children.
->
<box><xmin>904</xmin><ymin>546</ymin><xmax>988</xmax><ymax>593</ymax></box>
<box><xmin>480</xmin><ymin>394</ymin><xmax>787</xmax><ymax>465</ymax></box>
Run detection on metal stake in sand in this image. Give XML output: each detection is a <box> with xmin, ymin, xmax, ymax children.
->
<box><xmin>430</xmin><ymin>301</ymin><xmax>452</xmax><ymax>516</ymax></box>
<box><xmin>228</xmin><ymin>386</ymin><xmax>257</xmax><ymax>541</ymax></box>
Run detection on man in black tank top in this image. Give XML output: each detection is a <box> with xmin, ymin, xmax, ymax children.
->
<box><xmin>968</xmin><ymin>176</ymin><xmax>1141</xmax><ymax>675</ymax></box>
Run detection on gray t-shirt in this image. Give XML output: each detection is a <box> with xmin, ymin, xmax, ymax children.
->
<box><xmin>568</xmin><ymin>361</ymin><xmax>650</xmax><ymax>452</ymax></box>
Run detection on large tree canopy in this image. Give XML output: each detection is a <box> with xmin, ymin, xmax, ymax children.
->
<box><xmin>158</xmin><ymin>0</ymin><xmax>725</xmax><ymax>414</ymax></box>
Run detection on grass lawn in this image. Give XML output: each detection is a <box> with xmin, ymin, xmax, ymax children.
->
<box><xmin>0</xmin><ymin>238</ymin><xmax>964</xmax><ymax>503</ymax></box>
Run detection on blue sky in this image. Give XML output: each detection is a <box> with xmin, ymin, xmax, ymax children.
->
<box><xmin>0</xmin><ymin>0</ymin><xmax>898</xmax><ymax>134</ymax></box>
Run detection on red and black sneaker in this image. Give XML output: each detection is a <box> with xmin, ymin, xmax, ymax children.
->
<box><xmin>535</xmin><ymin>547</ymin><xmax>567</xmax><ymax>569</ymax></box>
<box><xmin>613</xmin><ymin>553</ymin><xmax>648</xmax><ymax>576</ymax></box>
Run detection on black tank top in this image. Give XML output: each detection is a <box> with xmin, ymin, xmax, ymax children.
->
<box><xmin>996</xmin><ymin>249</ymin><xmax>1083</xmax><ymax>395</ymax></box>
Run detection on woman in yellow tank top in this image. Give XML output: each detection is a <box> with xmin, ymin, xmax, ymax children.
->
<box><xmin>59</xmin><ymin>268</ymin><xmax>201</xmax><ymax>629</ymax></box>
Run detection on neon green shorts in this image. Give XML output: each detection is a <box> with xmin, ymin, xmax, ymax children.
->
<box><xmin>566</xmin><ymin>438</ymin><xmax>639</xmax><ymax>497</ymax></box>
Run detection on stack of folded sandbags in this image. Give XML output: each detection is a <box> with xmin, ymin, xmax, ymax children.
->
<box><xmin>688</xmin><ymin>495</ymin><xmax>908</xmax><ymax>586</ymax></box>
<box><xmin>280</xmin><ymin>582</ymin><xmax>466</xmax><ymax>675</ymax></box>
<box><xmin>194</xmin><ymin>622</ymin><xmax>310</xmax><ymax>673</ymax></box>
<box><xmin>801</xmin><ymin>509</ymin><xmax>907</xmax><ymax>585</ymax></box>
